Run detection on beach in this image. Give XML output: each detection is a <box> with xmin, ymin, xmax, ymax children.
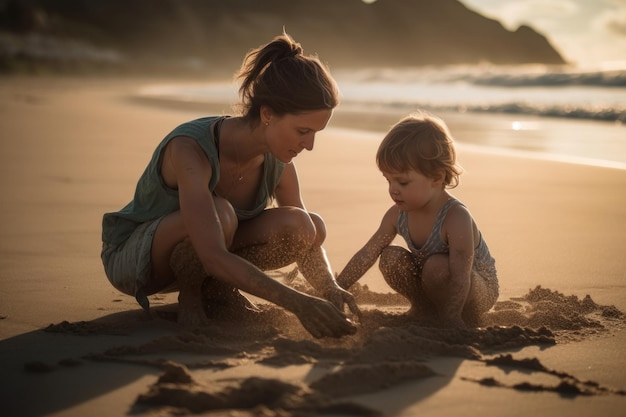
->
<box><xmin>0</xmin><ymin>76</ymin><xmax>625</xmax><ymax>417</ymax></box>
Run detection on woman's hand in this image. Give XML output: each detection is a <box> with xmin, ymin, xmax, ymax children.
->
<box><xmin>291</xmin><ymin>294</ymin><xmax>358</xmax><ymax>339</ymax></box>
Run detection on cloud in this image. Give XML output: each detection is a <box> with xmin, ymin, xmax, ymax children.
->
<box><xmin>495</xmin><ymin>0</ymin><xmax>579</xmax><ymax>29</ymax></box>
<box><xmin>462</xmin><ymin>0</ymin><xmax>626</xmax><ymax>66</ymax></box>
<box><xmin>596</xmin><ymin>7</ymin><xmax>626</xmax><ymax>36</ymax></box>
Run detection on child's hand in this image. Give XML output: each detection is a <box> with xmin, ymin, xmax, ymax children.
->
<box><xmin>324</xmin><ymin>284</ymin><xmax>362</xmax><ymax>323</ymax></box>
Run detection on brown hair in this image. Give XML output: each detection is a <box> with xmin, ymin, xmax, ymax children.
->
<box><xmin>376</xmin><ymin>112</ymin><xmax>462</xmax><ymax>188</ymax></box>
<box><xmin>235</xmin><ymin>31</ymin><xmax>339</xmax><ymax>123</ymax></box>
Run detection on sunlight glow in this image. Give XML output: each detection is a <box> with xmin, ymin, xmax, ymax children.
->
<box><xmin>511</xmin><ymin>121</ymin><xmax>540</xmax><ymax>131</ymax></box>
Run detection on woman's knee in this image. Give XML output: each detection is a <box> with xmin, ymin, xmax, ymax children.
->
<box><xmin>308</xmin><ymin>212</ymin><xmax>327</xmax><ymax>246</ymax></box>
<box><xmin>154</xmin><ymin>197</ymin><xmax>237</xmax><ymax>253</ymax></box>
<box><xmin>214</xmin><ymin>196</ymin><xmax>238</xmax><ymax>248</ymax></box>
<box><xmin>274</xmin><ymin>207</ymin><xmax>318</xmax><ymax>247</ymax></box>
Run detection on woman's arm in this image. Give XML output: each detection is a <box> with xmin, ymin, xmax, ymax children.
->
<box><xmin>274</xmin><ymin>162</ymin><xmax>305</xmax><ymax>207</ymax></box>
<box><xmin>274</xmin><ymin>162</ymin><xmax>328</xmax><ymax>293</ymax></box>
<box><xmin>170</xmin><ymin>138</ymin><xmax>292</xmax><ymax>300</ymax></box>
<box><xmin>274</xmin><ymin>162</ymin><xmax>360</xmax><ymax>316</ymax></box>
<box><xmin>169</xmin><ymin>139</ymin><xmax>356</xmax><ymax>337</ymax></box>
<box><xmin>336</xmin><ymin>206</ymin><xmax>399</xmax><ymax>290</ymax></box>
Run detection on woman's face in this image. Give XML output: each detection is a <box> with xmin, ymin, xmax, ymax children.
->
<box><xmin>264</xmin><ymin>108</ymin><xmax>333</xmax><ymax>163</ymax></box>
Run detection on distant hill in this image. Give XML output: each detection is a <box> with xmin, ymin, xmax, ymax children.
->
<box><xmin>0</xmin><ymin>0</ymin><xmax>567</xmax><ymax>75</ymax></box>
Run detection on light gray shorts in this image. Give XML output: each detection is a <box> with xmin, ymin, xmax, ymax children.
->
<box><xmin>101</xmin><ymin>217</ymin><xmax>163</xmax><ymax>298</ymax></box>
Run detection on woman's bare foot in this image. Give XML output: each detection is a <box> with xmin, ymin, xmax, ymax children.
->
<box><xmin>178</xmin><ymin>287</ymin><xmax>211</xmax><ymax>328</ymax></box>
<box><xmin>202</xmin><ymin>277</ymin><xmax>260</xmax><ymax>320</ymax></box>
<box><xmin>170</xmin><ymin>239</ymin><xmax>210</xmax><ymax>328</ymax></box>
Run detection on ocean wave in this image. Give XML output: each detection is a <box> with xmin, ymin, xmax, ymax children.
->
<box><xmin>338</xmin><ymin>66</ymin><xmax>626</xmax><ymax>89</ymax></box>
<box><xmin>453</xmin><ymin>102</ymin><xmax>626</xmax><ymax>123</ymax></box>
<box><xmin>140</xmin><ymin>71</ymin><xmax>626</xmax><ymax>123</ymax></box>
<box><xmin>0</xmin><ymin>32</ymin><xmax>122</xmax><ymax>63</ymax></box>
<box><xmin>468</xmin><ymin>70</ymin><xmax>626</xmax><ymax>88</ymax></box>
<box><xmin>342</xmin><ymin>99</ymin><xmax>626</xmax><ymax>123</ymax></box>
<box><xmin>336</xmin><ymin>66</ymin><xmax>626</xmax><ymax>123</ymax></box>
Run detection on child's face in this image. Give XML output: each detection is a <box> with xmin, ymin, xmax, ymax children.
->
<box><xmin>382</xmin><ymin>169</ymin><xmax>441</xmax><ymax>211</ymax></box>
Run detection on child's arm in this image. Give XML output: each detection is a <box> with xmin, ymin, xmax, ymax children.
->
<box><xmin>442</xmin><ymin>204</ymin><xmax>476</xmax><ymax>325</ymax></box>
<box><xmin>336</xmin><ymin>206</ymin><xmax>399</xmax><ymax>290</ymax></box>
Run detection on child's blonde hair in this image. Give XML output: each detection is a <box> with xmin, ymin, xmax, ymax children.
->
<box><xmin>376</xmin><ymin>112</ymin><xmax>462</xmax><ymax>188</ymax></box>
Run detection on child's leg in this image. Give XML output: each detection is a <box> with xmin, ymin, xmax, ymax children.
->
<box><xmin>379</xmin><ymin>246</ymin><xmax>435</xmax><ymax>320</ymax></box>
<box><xmin>421</xmin><ymin>254</ymin><xmax>469</xmax><ymax>328</ymax></box>
<box><xmin>462</xmin><ymin>270</ymin><xmax>497</xmax><ymax>324</ymax></box>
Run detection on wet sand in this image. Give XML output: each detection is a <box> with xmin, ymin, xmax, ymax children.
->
<box><xmin>0</xmin><ymin>77</ymin><xmax>625</xmax><ymax>417</ymax></box>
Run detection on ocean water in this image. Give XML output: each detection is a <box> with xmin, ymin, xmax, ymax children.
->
<box><xmin>334</xmin><ymin>66</ymin><xmax>626</xmax><ymax>123</ymax></box>
<box><xmin>140</xmin><ymin>65</ymin><xmax>626</xmax><ymax>169</ymax></box>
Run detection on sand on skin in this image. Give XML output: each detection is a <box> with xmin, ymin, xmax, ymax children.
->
<box><xmin>0</xmin><ymin>77</ymin><xmax>625</xmax><ymax>417</ymax></box>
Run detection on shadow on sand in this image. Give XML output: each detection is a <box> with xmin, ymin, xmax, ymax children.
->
<box><xmin>1</xmin><ymin>286</ymin><xmax>624</xmax><ymax>417</ymax></box>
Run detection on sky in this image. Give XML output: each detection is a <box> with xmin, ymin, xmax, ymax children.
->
<box><xmin>460</xmin><ymin>0</ymin><xmax>626</xmax><ymax>69</ymax></box>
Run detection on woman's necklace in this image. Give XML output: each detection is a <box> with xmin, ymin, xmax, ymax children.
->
<box><xmin>221</xmin><ymin>138</ymin><xmax>262</xmax><ymax>201</ymax></box>
<box><xmin>232</xmin><ymin>150</ymin><xmax>262</xmax><ymax>186</ymax></box>
<box><xmin>214</xmin><ymin>118</ymin><xmax>260</xmax><ymax>201</ymax></box>
<box><xmin>233</xmin><ymin>141</ymin><xmax>244</xmax><ymax>182</ymax></box>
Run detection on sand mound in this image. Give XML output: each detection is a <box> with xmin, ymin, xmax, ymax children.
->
<box><xmin>34</xmin><ymin>284</ymin><xmax>626</xmax><ymax>415</ymax></box>
<box><xmin>482</xmin><ymin>285</ymin><xmax>625</xmax><ymax>341</ymax></box>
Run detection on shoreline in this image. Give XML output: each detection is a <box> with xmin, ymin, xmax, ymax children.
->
<box><xmin>1</xmin><ymin>75</ymin><xmax>625</xmax><ymax>314</ymax></box>
<box><xmin>1</xmin><ymin>76</ymin><xmax>625</xmax><ymax>417</ymax></box>
<box><xmin>131</xmin><ymin>80</ymin><xmax>626</xmax><ymax>170</ymax></box>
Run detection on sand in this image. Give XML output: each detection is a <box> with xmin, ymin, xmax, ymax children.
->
<box><xmin>0</xmin><ymin>76</ymin><xmax>625</xmax><ymax>417</ymax></box>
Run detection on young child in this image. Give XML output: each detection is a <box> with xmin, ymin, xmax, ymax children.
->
<box><xmin>336</xmin><ymin>112</ymin><xmax>499</xmax><ymax>328</ymax></box>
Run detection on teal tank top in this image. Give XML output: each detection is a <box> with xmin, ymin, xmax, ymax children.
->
<box><xmin>102</xmin><ymin>116</ymin><xmax>285</xmax><ymax>246</ymax></box>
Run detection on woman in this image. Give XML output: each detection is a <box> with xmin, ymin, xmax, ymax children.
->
<box><xmin>101</xmin><ymin>32</ymin><xmax>358</xmax><ymax>338</ymax></box>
